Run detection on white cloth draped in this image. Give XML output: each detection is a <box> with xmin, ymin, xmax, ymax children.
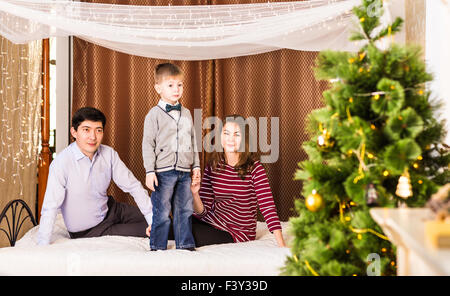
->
<box><xmin>0</xmin><ymin>0</ymin><xmax>391</xmax><ymax>60</ymax></box>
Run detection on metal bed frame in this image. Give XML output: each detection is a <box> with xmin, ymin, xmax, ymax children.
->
<box><xmin>0</xmin><ymin>199</ymin><xmax>37</xmax><ymax>247</ymax></box>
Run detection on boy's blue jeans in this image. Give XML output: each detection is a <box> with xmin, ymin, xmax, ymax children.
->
<box><xmin>149</xmin><ymin>170</ymin><xmax>195</xmax><ymax>250</ymax></box>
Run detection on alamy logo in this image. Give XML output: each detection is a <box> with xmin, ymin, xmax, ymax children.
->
<box><xmin>177</xmin><ymin>109</ymin><xmax>280</xmax><ymax>163</ymax></box>
<box><xmin>367</xmin><ymin>1</ymin><xmax>383</xmax><ymax>18</ymax></box>
<box><xmin>366</xmin><ymin>253</ymin><xmax>381</xmax><ymax>276</ymax></box>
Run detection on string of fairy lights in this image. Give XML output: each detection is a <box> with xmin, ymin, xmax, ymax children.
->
<box><xmin>0</xmin><ymin>36</ymin><xmax>41</xmax><ymax>198</ymax></box>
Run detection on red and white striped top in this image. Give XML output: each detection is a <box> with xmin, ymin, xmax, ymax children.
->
<box><xmin>195</xmin><ymin>160</ymin><xmax>282</xmax><ymax>242</ymax></box>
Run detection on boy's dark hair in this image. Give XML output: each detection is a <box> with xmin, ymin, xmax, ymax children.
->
<box><xmin>154</xmin><ymin>63</ymin><xmax>183</xmax><ymax>83</ymax></box>
<box><xmin>71</xmin><ymin>107</ymin><xmax>106</xmax><ymax>131</ymax></box>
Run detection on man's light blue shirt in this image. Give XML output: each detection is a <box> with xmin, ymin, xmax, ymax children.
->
<box><xmin>37</xmin><ymin>142</ymin><xmax>153</xmax><ymax>245</ymax></box>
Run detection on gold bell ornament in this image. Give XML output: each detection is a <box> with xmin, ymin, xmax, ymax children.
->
<box><xmin>305</xmin><ymin>190</ymin><xmax>324</xmax><ymax>212</ymax></box>
<box><xmin>395</xmin><ymin>168</ymin><xmax>413</xmax><ymax>199</ymax></box>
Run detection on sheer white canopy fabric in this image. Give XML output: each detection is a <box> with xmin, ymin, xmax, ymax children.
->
<box><xmin>0</xmin><ymin>0</ymin><xmax>392</xmax><ymax>60</ymax></box>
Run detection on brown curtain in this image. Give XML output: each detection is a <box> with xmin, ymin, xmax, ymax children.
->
<box><xmin>73</xmin><ymin>0</ymin><xmax>328</xmax><ymax>221</ymax></box>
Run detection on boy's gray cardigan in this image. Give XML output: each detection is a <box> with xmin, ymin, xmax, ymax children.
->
<box><xmin>142</xmin><ymin>105</ymin><xmax>200</xmax><ymax>174</ymax></box>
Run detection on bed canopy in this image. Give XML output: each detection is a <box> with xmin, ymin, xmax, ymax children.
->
<box><xmin>0</xmin><ymin>0</ymin><xmax>396</xmax><ymax>60</ymax></box>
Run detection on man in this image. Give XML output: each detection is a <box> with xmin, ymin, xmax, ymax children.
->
<box><xmin>37</xmin><ymin>107</ymin><xmax>152</xmax><ymax>245</ymax></box>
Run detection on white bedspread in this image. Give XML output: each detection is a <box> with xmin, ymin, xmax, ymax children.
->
<box><xmin>0</xmin><ymin>215</ymin><xmax>291</xmax><ymax>276</ymax></box>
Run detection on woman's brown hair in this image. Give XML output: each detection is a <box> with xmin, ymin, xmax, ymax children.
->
<box><xmin>206</xmin><ymin>114</ymin><xmax>258</xmax><ymax>180</ymax></box>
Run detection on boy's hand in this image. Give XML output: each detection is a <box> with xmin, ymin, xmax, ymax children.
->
<box><xmin>146</xmin><ymin>225</ymin><xmax>151</xmax><ymax>237</ymax></box>
<box><xmin>146</xmin><ymin>173</ymin><xmax>158</xmax><ymax>191</ymax></box>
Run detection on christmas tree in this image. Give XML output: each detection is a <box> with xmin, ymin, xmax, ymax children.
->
<box><xmin>282</xmin><ymin>0</ymin><xmax>450</xmax><ymax>276</ymax></box>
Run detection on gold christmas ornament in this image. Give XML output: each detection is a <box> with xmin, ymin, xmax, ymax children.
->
<box><xmin>305</xmin><ymin>190</ymin><xmax>324</xmax><ymax>212</ymax></box>
<box><xmin>359</xmin><ymin>52</ymin><xmax>366</xmax><ymax>61</ymax></box>
<box><xmin>396</xmin><ymin>168</ymin><xmax>413</xmax><ymax>199</ymax></box>
<box><xmin>317</xmin><ymin>128</ymin><xmax>335</xmax><ymax>151</ymax></box>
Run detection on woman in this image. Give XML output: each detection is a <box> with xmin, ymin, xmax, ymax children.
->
<box><xmin>190</xmin><ymin>115</ymin><xmax>286</xmax><ymax>247</ymax></box>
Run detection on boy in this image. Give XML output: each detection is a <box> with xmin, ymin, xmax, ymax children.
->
<box><xmin>37</xmin><ymin>107</ymin><xmax>153</xmax><ymax>245</ymax></box>
<box><xmin>142</xmin><ymin>63</ymin><xmax>200</xmax><ymax>251</ymax></box>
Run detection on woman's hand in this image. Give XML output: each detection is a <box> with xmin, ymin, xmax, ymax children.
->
<box><xmin>193</xmin><ymin>168</ymin><xmax>201</xmax><ymax>182</ymax></box>
<box><xmin>191</xmin><ymin>182</ymin><xmax>201</xmax><ymax>195</ymax></box>
<box><xmin>145</xmin><ymin>225</ymin><xmax>151</xmax><ymax>237</ymax></box>
<box><xmin>273</xmin><ymin>229</ymin><xmax>286</xmax><ymax>248</ymax></box>
<box><xmin>191</xmin><ymin>176</ymin><xmax>201</xmax><ymax>195</ymax></box>
<box><xmin>190</xmin><ymin>176</ymin><xmax>204</xmax><ymax>215</ymax></box>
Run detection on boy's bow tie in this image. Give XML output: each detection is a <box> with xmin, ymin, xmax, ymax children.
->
<box><xmin>166</xmin><ymin>104</ymin><xmax>181</xmax><ymax>112</ymax></box>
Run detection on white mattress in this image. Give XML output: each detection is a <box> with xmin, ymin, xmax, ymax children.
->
<box><xmin>0</xmin><ymin>214</ymin><xmax>292</xmax><ymax>276</ymax></box>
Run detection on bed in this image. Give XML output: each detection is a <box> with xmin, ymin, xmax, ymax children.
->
<box><xmin>0</xmin><ymin>200</ymin><xmax>292</xmax><ymax>276</ymax></box>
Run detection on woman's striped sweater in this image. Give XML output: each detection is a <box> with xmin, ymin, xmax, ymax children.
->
<box><xmin>195</xmin><ymin>160</ymin><xmax>282</xmax><ymax>242</ymax></box>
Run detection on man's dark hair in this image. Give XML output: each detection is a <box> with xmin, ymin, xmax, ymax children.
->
<box><xmin>71</xmin><ymin>107</ymin><xmax>106</xmax><ymax>131</ymax></box>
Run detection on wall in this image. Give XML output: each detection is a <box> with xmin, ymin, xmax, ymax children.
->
<box><xmin>426</xmin><ymin>0</ymin><xmax>450</xmax><ymax>145</ymax></box>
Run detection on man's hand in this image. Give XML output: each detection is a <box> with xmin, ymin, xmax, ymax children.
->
<box><xmin>146</xmin><ymin>173</ymin><xmax>158</xmax><ymax>191</ymax></box>
<box><xmin>146</xmin><ymin>225</ymin><xmax>151</xmax><ymax>237</ymax></box>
